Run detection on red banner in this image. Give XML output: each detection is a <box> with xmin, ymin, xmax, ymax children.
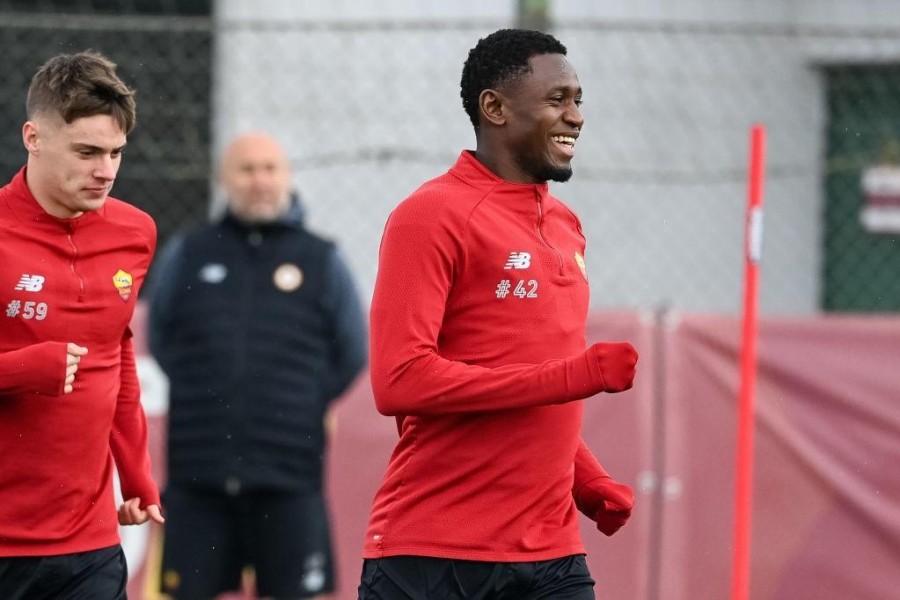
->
<box><xmin>129</xmin><ymin>307</ymin><xmax>900</xmax><ymax>600</ymax></box>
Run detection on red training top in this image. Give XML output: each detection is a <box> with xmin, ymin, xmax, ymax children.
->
<box><xmin>364</xmin><ymin>151</ymin><xmax>612</xmax><ymax>562</ymax></box>
<box><xmin>0</xmin><ymin>167</ymin><xmax>160</xmax><ymax>556</ymax></box>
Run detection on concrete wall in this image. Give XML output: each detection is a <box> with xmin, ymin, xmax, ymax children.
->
<box><xmin>212</xmin><ymin>0</ymin><xmax>900</xmax><ymax>315</ymax></box>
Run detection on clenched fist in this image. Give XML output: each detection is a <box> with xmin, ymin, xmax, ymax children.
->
<box><xmin>575</xmin><ymin>475</ymin><xmax>635</xmax><ymax>536</ymax></box>
<box><xmin>588</xmin><ymin>342</ymin><xmax>638</xmax><ymax>393</ymax></box>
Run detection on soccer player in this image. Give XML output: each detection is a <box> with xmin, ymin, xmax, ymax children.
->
<box><xmin>357</xmin><ymin>29</ymin><xmax>639</xmax><ymax>599</ymax></box>
<box><xmin>0</xmin><ymin>51</ymin><xmax>163</xmax><ymax>599</ymax></box>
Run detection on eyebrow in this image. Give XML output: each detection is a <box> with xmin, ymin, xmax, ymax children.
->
<box><xmin>70</xmin><ymin>142</ymin><xmax>128</xmax><ymax>153</ymax></box>
<box><xmin>547</xmin><ymin>83</ymin><xmax>582</xmax><ymax>94</ymax></box>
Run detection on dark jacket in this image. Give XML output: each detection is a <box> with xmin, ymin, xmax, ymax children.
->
<box><xmin>147</xmin><ymin>197</ymin><xmax>367</xmax><ymax>493</ymax></box>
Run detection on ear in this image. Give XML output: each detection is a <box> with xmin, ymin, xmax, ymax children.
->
<box><xmin>478</xmin><ymin>89</ymin><xmax>506</xmax><ymax>127</ymax></box>
<box><xmin>22</xmin><ymin>121</ymin><xmax>40</xmax><ymax>155</ymax></box>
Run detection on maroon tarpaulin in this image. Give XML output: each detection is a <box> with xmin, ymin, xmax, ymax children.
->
<box><xmin>129</xmin><ymin>308</ymin><xmax>900</xmax><ymax>600</ymax></box>
<box><xmin>647</xmin><ymin>313</ymin><xmax>900</xmax><ymax>600</ymax></box>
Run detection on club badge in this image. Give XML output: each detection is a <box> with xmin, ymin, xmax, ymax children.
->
<box><xmin>273</xmin><ymin>263</ymin><xmax>303</xmax><ymax>292</ymax></box>
<box><xmin>574</xmin><ymin>252</ymin><xmax>588</xmax><ymax>282</ymax></box>
<box><xmin>112</xmin><ymin>269</ymin><xmax>133</xmax><ymax>301</ymax></box>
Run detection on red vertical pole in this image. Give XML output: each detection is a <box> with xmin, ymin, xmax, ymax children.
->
<box><xmin>731</xmin><ymin>124</ymin><xmax>766</xmax><ymax>600</ymax></box>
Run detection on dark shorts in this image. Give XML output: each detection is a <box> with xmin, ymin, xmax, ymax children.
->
<box><xmin>0</xmin><ymin>544</ymin><xmax>127</xmax><ymax>600</ymax></box>
<box><xmin>357</xmin><ymin>554</ymin><xmax>595</xmax><ymax>600</ymax></box>
<box><xmin>160</xmin><ymin>485</ymin><xmax>334</xmax><ymax>599</ymax></box>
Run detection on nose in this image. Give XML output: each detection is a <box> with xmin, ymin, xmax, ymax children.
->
<box><xmin>93</xmin><ymin>155</ymin><xmax>118</xmax><ymax>181</ymax></box>
<box><xmin>565</xmin><ymin>101</ymin><xmax>584</xmax><ymax>129</ymax></box>
<box><xmin>250</xmin><ymin>170</ymin><xmax>270</xmax><ymax>188</ymax></box>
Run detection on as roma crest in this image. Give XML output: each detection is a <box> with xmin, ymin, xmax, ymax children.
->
<box><xmin>113</xmin><ymin>269</ymin><xmax>133</xmax><ymax>302</ymax></box>
<box><xmin>574</xmin><ymin>252</ymin><xmax>588</xmax><ymax>282</ymax></box>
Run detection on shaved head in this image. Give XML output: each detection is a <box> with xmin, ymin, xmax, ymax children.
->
<box><xmin>220</xmin><ymin>132</ymin><xmax>292</xmax><ymax>224</ymax></box>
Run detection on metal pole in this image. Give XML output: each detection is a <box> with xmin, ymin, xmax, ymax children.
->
<box><xmin>731</xmin><ymin>124</ymin><xmax>766</xmax><ymax>600</ymax></box>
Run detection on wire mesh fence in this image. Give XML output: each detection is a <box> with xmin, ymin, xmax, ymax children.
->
<box><xmin>823</xmin><ymin>64</ymin><xmax>900</xmax><ymax>311</ymax></box>
<box><xmin>0</xmin><ymin>8</ymin><xmax>212</xmax><ymax>244</ymax></box>
<box><xmin>1</xmin><ymin>3</ymin><xmax>899</xmax><ymax>315</ymax></box>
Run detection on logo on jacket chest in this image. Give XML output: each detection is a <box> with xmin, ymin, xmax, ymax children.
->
<box><xmin>496</xmin><ymin>250</ymin><xmax>538</xmax><ymax>300</ymax></box>
<box><xmin>503</xmin><ymin>251</ymin><xmax>532</xmax><ymax>270</ymax></box>
<box><xmin>273</xmin><ymin>263</ymin><xmax>303</xmax><ymax>292</ymax></box>
<box><xmin>199</xmin><ymin>263</ymin><xmax>228</xmax><ymax>284</ymax></box>
<box><xmin>6</xmin><ymin>273</ymin><xmax>49</xmax><ymax>321</ymax></box>
<box><xmin>195</xmin><ymin>262</ymin><xmax>303</xmax><ymax>292</ymax></box>
<box><xmin>574</xmin><ymin>251</ymin><xmax>588</xmax><ymax>282</ymax></box>
<box><xmin>14</xmin><ymin>274</ymin><xmax>45</xmax><ymax>292</ymax></box>
<box><xmin>113</xmin><ymin>270</ymin><xmax>134</xmax><ymax>302</ymax></box>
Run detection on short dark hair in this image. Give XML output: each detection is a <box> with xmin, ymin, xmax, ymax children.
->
<box><xmin>460</xmin><ymin>28</ymin><xmax>567</xmax><ymax>131</ymax></box>
<box><xmin>26</xmin><ymin>50</ymin><xmax>137</xmax><ymax>134</ymax></box>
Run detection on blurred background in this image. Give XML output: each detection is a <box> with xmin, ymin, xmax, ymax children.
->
<box><xmin>1</xmin><ymin>1</ymin><xmax>898</xmax><ymax>599</ymax></box>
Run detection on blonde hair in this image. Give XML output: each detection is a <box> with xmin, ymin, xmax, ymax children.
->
<box><xmin>26</xmin><ymin>50</ymin><xmax>137</xmax><ymax>133</ymax></box>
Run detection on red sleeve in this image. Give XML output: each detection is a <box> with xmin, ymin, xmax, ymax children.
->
<box><xmin>572</xmin><ymin>438</ymin><xmax>611</xmax><ymax>497</ymax></box>
<box><xmin>370</xmin><ymin>202</ymin><xmax>605</xmax><ymax>417</ymax></box>
<box><xmin>109</xmin><ymin>329</ymin><xmax>160</xmax><ymax>508</ymax></box>
<box><xmin>0</xmin><ymin>341</ymin><xmax>68</xmax><ymax>396</ymax></box>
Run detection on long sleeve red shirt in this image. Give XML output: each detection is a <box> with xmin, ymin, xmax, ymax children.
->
<box><xmin>0</xmin><ymin>168</ymin><xmax>160</xmax><ymax>556</ymax></box>
<box><xmin>364</xmin><ymin>151</ymin><xmax>611</xmax><ymax>562</ymax></box>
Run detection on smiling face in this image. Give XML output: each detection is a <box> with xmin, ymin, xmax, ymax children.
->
<box><xmin>23</xmin><ymin>112</ymin><xmax>126</xmax><ymax>219</ymax></box>
<box><xmin>498</xmin><ymin>53</ymin><xmax>583</xmax><ymax>184</ymax></box>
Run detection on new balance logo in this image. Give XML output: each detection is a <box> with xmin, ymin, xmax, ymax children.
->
<box><xmin>503</xmin><ymin>252</ymin><xmax>531</xmax><ymax>270</ymax></box>
<box><xmin>14</xmin><ymin>274</ymin><xmax>45</xmax><ymax>292</ymax></box>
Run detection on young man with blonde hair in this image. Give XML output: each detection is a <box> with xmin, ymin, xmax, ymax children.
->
<box><xmin>0</xmin><ymin>51</ymin><xmax>163</xmax><ymax>599</ymax></box>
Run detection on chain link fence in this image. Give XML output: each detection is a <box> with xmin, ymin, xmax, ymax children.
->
<box><xmin>0</xmin><ymin>5</ymin><xmax>212</xmax><ymax>244</ymax></box>
<box><xmin>823</xmin><ymin>64</ymin><xmax>900</xmax><ymax>311</ymax></box>
<box><xmin>2</xmin><ymin>2</ymin><xmax>899</xmax><ymax>315</ymax></box>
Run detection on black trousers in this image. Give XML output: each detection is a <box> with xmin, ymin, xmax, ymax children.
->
<box><xmin>358</xmin><ymin>554</ymin><xmax>595</xmax><ymax>600</ymax></box>
<box><xmin>0</xmin><ymin>544</ymin><xmax>127</xmax><ymax>600</ymax></box>
<box><xmin>160</xmin><ymin>486</ymin><xmax>335</xmax><ymax>599</ymax></box>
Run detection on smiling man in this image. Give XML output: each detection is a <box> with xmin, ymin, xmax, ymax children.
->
<box><xmin>0</xmin><ymin>51</ymin><xmax>163</xmax><ymax>599</ymax></box>
<box><xmin>357</xmin><ymin>29</ymin><xmax>639</xmax><ymax>600</ymax></box>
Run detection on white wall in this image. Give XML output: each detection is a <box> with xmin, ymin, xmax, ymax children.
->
<box><xmin>212</xmin><ymin>0</ymin><xmax>900</xmax><ymax>315</ymax></box>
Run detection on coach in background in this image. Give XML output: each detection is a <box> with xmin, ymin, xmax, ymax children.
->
<box><xmin>147</xmin><ymin>132</ymin><xmax>367</xmax><ymax>600</ymax></box>
<box><xmin>0</xmin><ymin>51</ymin><xmax>163</xmax><ymax>599</ymax></box>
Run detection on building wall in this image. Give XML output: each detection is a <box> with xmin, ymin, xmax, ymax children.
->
<box><xmin>213</xmin><ymin>0</ymin><xmax>900</xmax><ymax>315</ymax></box>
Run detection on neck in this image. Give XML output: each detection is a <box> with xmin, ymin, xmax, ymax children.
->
<box><xmin>474</xmin><ymin>140</ymin><xmax>538</xmax><ymax>184</ymax></box>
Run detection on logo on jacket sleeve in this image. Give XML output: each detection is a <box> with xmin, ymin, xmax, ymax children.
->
<box><xmin>14</xmin><ymin>274</ymin><xmax>45</xmax><ymax>292</ymax></box>
<box><xmin>503</xmin><ymin>251</ymin><xmax>532</xmax><ymax>270</ymax></box>
<box><xmin>112</xmin><ymin>270</ymin><xmax>133</xmax><ymax>301</ymax></box>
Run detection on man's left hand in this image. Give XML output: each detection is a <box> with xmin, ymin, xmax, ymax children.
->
<box><xmin>574</xmin><ymin>476</ymin><xmax>634</xmax><ymax>536</ymax></box>
<box><xmin>117</xmin><ymin>497</ymin><xmax>165</xmax><ymax>526</ymax></box>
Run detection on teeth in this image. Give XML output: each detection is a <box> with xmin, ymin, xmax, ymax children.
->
<box><xmin>552</xmin><ymin>135</ymin><xmax>576</xmax><ymax>146</ymax></box>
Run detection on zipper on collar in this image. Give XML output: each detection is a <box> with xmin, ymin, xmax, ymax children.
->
<box><xmin>535</xmin><ymin>190</ymin><xmax>564</xmax><ymax>275</ymax></box>
<box><xmin>65</xmin><ymin>223</ymin><xmax>86</xmax><ymax>302</ymax></box>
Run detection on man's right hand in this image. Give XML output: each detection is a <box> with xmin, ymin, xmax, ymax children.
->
<box><xmin>589</xmin><ymin>342</ymin><xmax>638</xmax><ymax>393</ymax></box>
<box><xmin>65</xmin><ymin>343</ymin><xmax>88</xmax><ymax>394</ymax></box>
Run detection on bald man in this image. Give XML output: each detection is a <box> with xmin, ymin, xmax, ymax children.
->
<box><xmin>220</xmin><ymin>132</ymin><xmax>294</xmax><ymax>223</ymax></box>
<box><xmin>147</xmin><ymin>133</ymin><xmax>368</xmax><ymax>600</ymax></box>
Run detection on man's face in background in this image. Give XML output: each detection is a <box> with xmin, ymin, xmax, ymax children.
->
<box><xmin>220</xmin><ymin>133</ymin><xmax>292</xmax><ymax>224</ymax></box>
